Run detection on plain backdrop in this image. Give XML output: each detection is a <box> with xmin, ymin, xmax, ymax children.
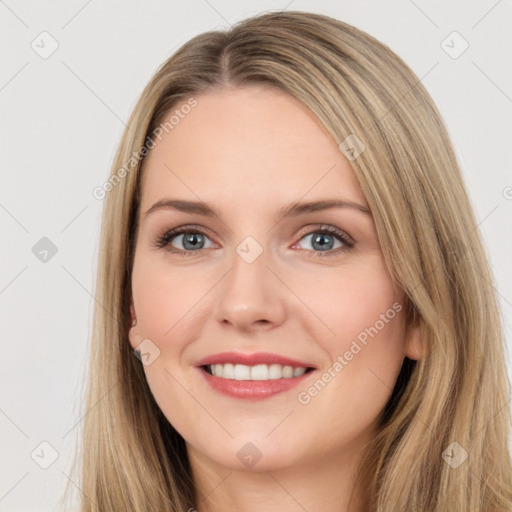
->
<box><xmin>1</xmin><ymin>1</ymin><xmax>511</xmax><ymax>510</ymax></box>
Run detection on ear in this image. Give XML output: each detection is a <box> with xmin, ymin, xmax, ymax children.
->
<box><xmin>404</xmin><ymin>322</ymin><xmax>423</xmax><ymax>361</ymax></box>
<box><xmin>128</xmin><ymin>301</ymin><xmax>139</xmax><ymax>350</ymax></box>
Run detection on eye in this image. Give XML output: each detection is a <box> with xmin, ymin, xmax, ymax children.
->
<box><xmin>293</xmin><ymin>225</ymin><xmax>354</xmax><ymax>257</ymax></box>
<box><xmin>154</xmin><ymin>224</ymin><xmax>354</xmax><ymax>257</ymax></box>
<box><xmin>154</xmin><ymin>225</ymin><xmax>215</xmax><ymax>255</ymax></box>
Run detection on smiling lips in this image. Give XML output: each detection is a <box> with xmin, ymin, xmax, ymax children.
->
<box><xmin>194</xmin><ymin>351</ymin><xmax>316</xmax><ymax>400</ymax></box>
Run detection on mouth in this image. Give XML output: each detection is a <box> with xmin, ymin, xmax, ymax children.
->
<box><xmin>193</xmin><ymin>352</ymin><xmax>318</xmax><ymax>400</ymax></box>
<box><xmin>201</xmin><ymin>363</ymin><xmax>315</xmax><ymax>381</ymax></box>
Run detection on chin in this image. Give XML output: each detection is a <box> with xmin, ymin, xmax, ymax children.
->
<box><xmin>203</xmin><ymin>436</ymin><xmax>303</xmax><ymax>472</ymax></box>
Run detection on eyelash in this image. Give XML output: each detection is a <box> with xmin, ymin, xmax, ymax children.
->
<box><xmin>153</xmin><ymin>224</ymin><xmax>354</xmax><ymax>257</ymax></box>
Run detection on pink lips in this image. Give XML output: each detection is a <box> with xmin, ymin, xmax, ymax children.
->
<box><xmin>194</xmin><ymin>351</ymin><xmax>316</xmax><ymax>400</ymax></box>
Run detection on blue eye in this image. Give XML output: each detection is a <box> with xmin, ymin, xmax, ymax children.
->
<box><xmin>154</xmin><ymin>224</ymin><xmax>354</xmax><ymax>257</ymax></box>
<box><xmin>155</xmin><ymin>227</ymin><xmax>214</xmax><ymax>254</ymax></box>
<box><xmin>295</xmin><ymin>226</ymin><xmax>353</xmax><ymax>256</ymax></box>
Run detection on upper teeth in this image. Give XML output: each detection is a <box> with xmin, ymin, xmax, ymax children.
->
<box><xmin>207</xmin><ymin>363</ymin><xmax>308</xmax><ymax>380</ymax></box>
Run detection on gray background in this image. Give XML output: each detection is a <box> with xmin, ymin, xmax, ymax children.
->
<box><xmin>1</xmin><ymin>1</ymin><xmax>511</xmax><ymax>510</ymax></box>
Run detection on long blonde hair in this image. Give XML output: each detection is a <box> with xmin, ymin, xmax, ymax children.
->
<box><xmin>64</xmin><ymin>10</ymin><xmax>512</xmax><ymax>511</ymax></box>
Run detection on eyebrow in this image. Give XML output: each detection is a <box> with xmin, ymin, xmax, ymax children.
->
<box><xmin>144</xmin><ymin>198</ymin><xmax>371</xmax><ymax>220</ymax></box>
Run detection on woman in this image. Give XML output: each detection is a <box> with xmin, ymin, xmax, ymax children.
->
<box><xmin>69</xmin><ymin>10</ymin><xmax>512</xmax><ymax>511</ymax></box>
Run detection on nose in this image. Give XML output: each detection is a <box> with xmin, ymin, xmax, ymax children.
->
<box><xmin>214</xmin><ymin>243</ymin><xmax>286</xmax><ymax>334</ymax></box>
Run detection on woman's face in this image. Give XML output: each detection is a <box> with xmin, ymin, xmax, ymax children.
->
<box><xmin>129</xmin><ymin>84</ymin><xmax>421</xmax><ymax>472</ymax></box>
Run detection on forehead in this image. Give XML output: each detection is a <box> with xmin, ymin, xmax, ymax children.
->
<box><xmin>139</xmin><ymin>85</ymin><xmax>366</xmax><ymax>212</ymax></box>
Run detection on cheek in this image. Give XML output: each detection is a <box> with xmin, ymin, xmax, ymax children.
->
<box><xmin>300</xmin><ymin>257</ymin><xmax>403</xmax><ymax>356</ymax></box>
<box><xmin>293</xmin><ymin>258</ymin><xmax>406</xmax><ymax>423</ymax></box>
<box><xmin>131</xmin><ymin>258</ymin><xmax>212</xmax><ymax>345</ymax></box>
<box><xmin>130</xmin><ymin>259</ymin><xmax>213</xmax><ymax>431</ymax></box>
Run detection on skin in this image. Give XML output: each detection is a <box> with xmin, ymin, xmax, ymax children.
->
<box><xmin>128</xmin><ymin>84</ymin><xmax>422</xmax><ymax>512</ymax></box>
